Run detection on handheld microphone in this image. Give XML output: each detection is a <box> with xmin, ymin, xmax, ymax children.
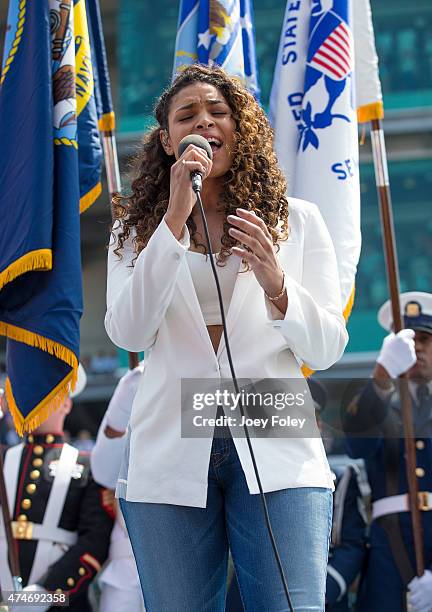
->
<box><xmin>178</xmin><ymin>134</ymin><xmax>213</xmax><ymax>193</ymax></box>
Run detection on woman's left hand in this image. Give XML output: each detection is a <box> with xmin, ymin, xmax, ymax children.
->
<box><xmin>228</xmin><ymin>208</ymin><xmax>284</xmax><ymax>298</ymax></box>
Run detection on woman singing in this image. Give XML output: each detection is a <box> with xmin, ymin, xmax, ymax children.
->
<box><xmin>105</xmin><ymin>64</ymin><xmax>348</xmax><ymax>611</ymax></box>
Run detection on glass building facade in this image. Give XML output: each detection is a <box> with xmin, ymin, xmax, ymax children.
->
<box><xmin>117</xmin><ymin>0</ymin><xmax>432</xmax><ymax>124</ymax></box>
<box><xmin>349</xmin><ymin>158</ymin><xmax>432</xmax><ymax>351</ymax></box>
<box><xmin>371</xmin><ymin>0</ymin><xmax>432</xmax><ymax>109</ymax></box>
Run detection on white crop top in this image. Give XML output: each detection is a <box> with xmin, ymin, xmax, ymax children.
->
<box><xmin>186</xmin><ymin>251</ymin><xmax>241</xmax><ymax>325</ymax></box>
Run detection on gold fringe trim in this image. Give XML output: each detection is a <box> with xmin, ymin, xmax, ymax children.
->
<box><xmin>0</xmin><ymin>321</ymin><xmax>79</xmax><ymax>435</ymax></box>
<box><xmin>0</xmin><ymin>249</ymin><xmax>52</xmax><ymax>291</ymax></box>
<box><xmin>301</xmin><ymin>364</ymin><xmax>314</xmax><ymax>378</ymax></box>
<box><xmin>6</xmin><ymin>368</ymin><xmax>77</xmax><ymax>437</ymax></box>
<box><xmin>357</xmin><ymin>101</ymin><xmax>384</xmax><ymax>124</ymax></box>
<box><xmin>0</xmin><ymin>322</ymin><xmax>77</xmax><ymax>367</ymax></box>
<box><xmin>98</xmin><ymin>112</ymin><xmax>115</xmax><ymax>132</ymax></box>
<box><xmin>343</xmin><ymin>284</ymin><xmax>356</xmax><ymax>321</ymax></box>
<box><xmin>301</xmin><ymin>285</ymin><xmax>356</xmax><ymax>378</ymax></box>
<box><xmin>80</xmin><ymin>181</ymin><xmax>102</xmax><ymax>213</ymax></box>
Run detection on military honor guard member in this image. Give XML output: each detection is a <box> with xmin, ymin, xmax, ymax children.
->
<box><xmin>0</xmin><ymin>366</ymin><xmax>114</xmax><ymax>611</ymax></box>
<box><xmin>90</xmin><ymin>364</ymin><xmax>145</xmax><ymax>612</ymax></box>
<box><xmin>325</xmin><ymin>461</ymin><xmax>367</xmax><ymax>611</ymax></box>
<box><xmin>342</xmin><ymin>292</ymin><xmax>432</xmax><ymax>612</ymax></box>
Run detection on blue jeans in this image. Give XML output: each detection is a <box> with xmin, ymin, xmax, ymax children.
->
<box><xmin>120</xmin><ymin>436</ymin><xmax>332</xmax><ymax>611</ymax></box>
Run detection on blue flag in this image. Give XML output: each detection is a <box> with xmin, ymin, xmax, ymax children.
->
<box><xmin>86</xmin><ymin>0</ymin><xmax>116</xmax><ymax>132</ymax></box>
<box><xmin>173</xmin><ymin>0</ymin><xmax>260</xmax><ymax>99</ymax></box>
<box><xmin>74</xmin><ymin>0</ymin><xmax>103</xmax><ymax>212</ymax></box>
<box><xmin>0</xmin><ymin>0</ymin><xmax>106</xmax><ymax>434</ymax></box>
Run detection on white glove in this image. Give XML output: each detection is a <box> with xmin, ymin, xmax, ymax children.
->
<box><xmin>408</xmin><ymin>569</ymin><xmax>432</xmax><ymax>612</ymax></box>
<box><xmin>376</xmin><ymin>329</ymin><xmax>417</xmax><ymax>378</ymax></box>
<box><xmin>105</xmin><ymin>364</ymin><xmax>144</xmax><ymax>432</ymax></box>
<box><xmin>10</xmin><ymin>584</ymin><xmax>49</xmax><ymax>612</ymax></box>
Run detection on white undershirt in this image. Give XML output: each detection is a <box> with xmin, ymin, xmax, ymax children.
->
<box><xmin>186</xmin><ymin>251</ymin><xmax>241</xmax><ymax>325</ymax></box>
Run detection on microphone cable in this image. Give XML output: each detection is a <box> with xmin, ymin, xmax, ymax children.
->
<box><xmin>193</xmin><ymin>185</ymin><xmax>295</xmax><ymax>612</ymax></box>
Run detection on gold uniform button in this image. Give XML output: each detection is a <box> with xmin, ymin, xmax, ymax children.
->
<box><xmin>32</xmin><ymin>458</ymin><xmax>43</xmax><ymax>468</ymax></box>
<box><xmin>33</xmin><ymin>445</ymin><xmax>44</xmax><ymax>456</ymax></box>
<box><xmin>416</xmin><ymin>467</ymin><xmax>425</xmax><ymax>478</ymax></box>
<box><xmin>26</xmin><ymin>484</ymin><xmax>36</xmax><ymax>494</ymax></box>
<box><xmin>78</xmin><ymin>567</ymin><xmax>86</xmax><ymax>576</ymax></box>
<box><xmin>21</xmin><ymin>499</ymin><xmax>31</xmax><ymax>510</ymax></box>
<box><xmin>18</xmin><ymin>514</ymin><xmax>27</xmax><ymax>522</ymax></box>
<box><xmin>30</xmin><ymin>470</ymin><xmax>40</xmax><ymax>480</ymax></box>
<box><xmin>45</xmin><ymin>434</ymin><xmax>55</xmax><ymax>444</ymax></box>
<box><xmin>28</xmin><ymin>435</ymin><xmax>34</xmax><ymax>443</ymax></box>
<box><xmin>416</xmin><ymin>440</ymin><xmax>425</xmax><ymax>450</ymax></box>
<box><xmin>66</xmin><ymin>578</ymin><xmax>75</xmax><ymax>587</ymax></box>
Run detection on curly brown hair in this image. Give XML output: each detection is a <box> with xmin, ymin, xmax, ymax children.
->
<box><xmin>112</xmin><ymin>63</ymin><xmax>289</xmax><ymax>265</ymax></box>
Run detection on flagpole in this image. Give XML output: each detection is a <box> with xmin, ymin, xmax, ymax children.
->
<box><xmin>101</xmin><ymin>130</ymin><xmax>139</xmax><ymax>370</ymax></box>
<box><xmin>352</xmin><ymin>0</ymin><xmax>425</xmax><ymax>580</ymax></box>
<box><xmin>0</xmin><ymin>445</ymin><xmax>22</xmax><ymax>591</ymax></box>
<box><xmin>101</xmin><ymin>131</ymin><xmax>121</xmax><ymax>198</ymax></box>
<box><xmin>85</xmin><ymin>0</ymin><xmax>139</xmax><ymax>371</ymax></box>
<box><xmin>370</xmin><ymin>117</ymin><xmax>425</xmax><ymax>577</ymax></box>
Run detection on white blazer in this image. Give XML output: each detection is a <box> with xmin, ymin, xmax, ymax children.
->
<box><xmin>105</xmin><ymin>197</ymin><xmax>348</xmax><ymax>507</ymax></box>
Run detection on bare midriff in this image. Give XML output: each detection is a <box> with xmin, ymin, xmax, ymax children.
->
<box><xmin>207</xmin><ymin>324</ymin><xmax>224</xmax><ymax>353</ymax></box>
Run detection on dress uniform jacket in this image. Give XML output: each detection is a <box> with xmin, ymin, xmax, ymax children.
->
<box><xmin>0</xmin><ymin>433</ymin><xmax>114</xmax><ymax>611</ymax></box>
<box><xmin>343</xmin><ymin>380</ymin><xmax>432</xmax><ymax>612</ymax></box>
<box><xmin>326</xmin><ymin>464</ymin><xmax>367</xmax><ymax>611</ymax></box>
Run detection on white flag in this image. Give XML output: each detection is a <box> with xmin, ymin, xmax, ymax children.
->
<box><xmin>353</xmin><ymin>0</ymin><xmax>383</xmax><ymax>123</ymax></box>
<box><xmin>269</xmin><ymin>0</ymin><xmax>361</xmax><ymax>319</ymax></box>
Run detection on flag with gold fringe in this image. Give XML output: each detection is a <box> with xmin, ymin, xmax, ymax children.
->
<box><xmin>75</xmin><ymin>0</ymin><xmax>103</xmax><ymax>212</ymax></box>
<box><xmin>0</xmin><ymin>0</ymin><xmax>105</xmax><ymax>434</ymax></box>
<box><xmin>173</xmin><ymin>0</ymin><xmax>260</xmax><ymax>98</ymax></box>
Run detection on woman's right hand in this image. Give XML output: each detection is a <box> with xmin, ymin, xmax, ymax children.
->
<box><xmin>165</xmin><ymin>144</ymin><xmax>212</xmax><ymax>240</ymax></box>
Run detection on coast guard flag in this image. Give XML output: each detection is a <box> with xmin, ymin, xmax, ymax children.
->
<box><xmin>0</xmin><ymin>0</ymin><xmax>107</xmax><ymax>434</ymax></box>
<box><xmin>173</xmin><ymin>0</ymin><xmax>260</xmax><ymax>98</ymax></box>
<box><xmin>270</xmin><ymin>0</ymin><xmax>361</xmax><ymax>324</ymax></box>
